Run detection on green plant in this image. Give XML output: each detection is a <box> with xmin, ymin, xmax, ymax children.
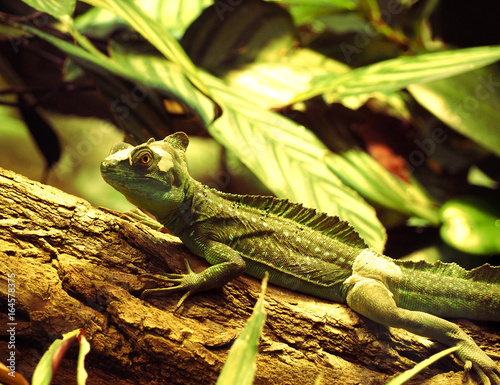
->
<box><xmin>216</xmin><ymin>273</ymin><xmax>268</xmax><ymax>385</ymax></box>
<box><xmin>2</xmin><ymin>0</ymin><xmax>500</xmax><ymax>256</ymax></box>
<box><xmin>2</xmin><ymin>0</ymin><xmax>500</xmax><ymax>259</ymax></box>
<box><xmin>0</xmin><ymin>328</ymin><xmax>89</xmax><ymax>385</ymax></box>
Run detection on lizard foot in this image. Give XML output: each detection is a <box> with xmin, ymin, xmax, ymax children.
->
<box><xmin>124</xmin><ymin>208</ymin><xmax>163</xmax><ymax>230</ymax></box>
<box><xmin>467</xmin><ymin>362</ymin><xmax>500</xmax><ymax>385</ymax></box>
<box><xmin>458</xmin><ymin>345</ymin><xmax>500</xmax><ymax>385</ymax></box>
<box><xmin>140</xmin><ymin>260</ymin><xmax>201</xmax><ymax>310</ymax></box>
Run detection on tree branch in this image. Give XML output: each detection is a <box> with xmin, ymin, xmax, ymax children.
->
<box><xmin>0</xmin><ymin>167</ymin><xmax>497</xmax><ymax>385</ymax></box>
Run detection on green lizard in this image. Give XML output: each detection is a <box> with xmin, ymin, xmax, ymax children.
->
<box><xmin>101</xmin><ymin>132</ymin><xmax>500</xmax><ymax>384</ymax></box>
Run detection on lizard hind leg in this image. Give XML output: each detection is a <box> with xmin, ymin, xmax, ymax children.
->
<box><xmin>345</xmin><ymin>278</ymin><xmax>500</xmax><ymax>385</ymax></box>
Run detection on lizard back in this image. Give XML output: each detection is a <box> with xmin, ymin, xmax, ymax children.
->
<box><xmin>178</xmin><ymin>185</ymin><xmax>369</xmax><ymax>303</ymax></box>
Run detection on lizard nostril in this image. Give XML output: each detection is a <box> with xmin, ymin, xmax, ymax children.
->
<box><xmin>100</xmin><ymin>160</ymin><xmax>115</xmax><ymax>173</ymax></box>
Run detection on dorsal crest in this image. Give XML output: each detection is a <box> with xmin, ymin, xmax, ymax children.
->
<box><xmin>214</xmin><ymin>191</ymin><xmax>368</xmax><ymax>249</ymax></box>
<box><xmin>396</xmin><ymin>259</ymin><xmax>500</xmax><ymax>285</ymax></box>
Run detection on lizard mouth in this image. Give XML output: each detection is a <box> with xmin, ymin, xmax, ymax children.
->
<box><xmin>100</xmin><ymin>161</ymin><xmax>121</xmax><ymax>184</ymax></box>
<box><xmin>100</xmin><ymin>161</ymin><xmax>140</xmax><ymax>188</ymax></box>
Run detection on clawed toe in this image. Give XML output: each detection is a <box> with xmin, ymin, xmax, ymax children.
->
<box><xmin>466</xmin><ymin>360</ymin><xmax>500</xmax><ymax>385</ymax></box>
<box><xmin>140</xmin><ymin>272</ymin><xmax>184</xmax><ymax>283</ymax></box>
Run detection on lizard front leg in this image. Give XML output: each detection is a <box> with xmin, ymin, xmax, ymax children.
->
<box><xmin>141</xmin><ymin>240</ymin><xmax>246</xmax><ymax>309</ymax></box>
<box><xmin>346</xmin><ymin>279</ymin><xmax>500</xmax><ymax>385</ymax></box>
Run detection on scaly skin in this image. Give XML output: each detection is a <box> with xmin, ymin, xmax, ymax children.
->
<box><xmin>101</xmin><ymin>132</ymin><xmax>500</xmax><ymax>384</ymax></box>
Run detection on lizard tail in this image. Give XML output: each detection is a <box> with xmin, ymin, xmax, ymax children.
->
<box><xmin>392</xmin><ymin>259</ymin><xmax>500</xmax><ymax>321</ymax></box>
<box><xmin>349</xmin><ymin>248</ymin><xmax>499</xmax><ymax>321</ymax></box>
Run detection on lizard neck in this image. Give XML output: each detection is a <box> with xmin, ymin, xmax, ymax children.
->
<box><xmin>155</xmin><ymin>178</ymin><xmax>215</xmax><ymax>235</ymax></box>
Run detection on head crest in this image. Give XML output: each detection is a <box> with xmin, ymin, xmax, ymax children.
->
<box><xmin>164</xmin><ymin>132</ymin><xmax>189</xmax><ymax>152</ymax></box>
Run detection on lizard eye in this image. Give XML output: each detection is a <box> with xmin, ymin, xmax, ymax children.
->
<box><xmin>132</xmin><ymin>148</ymin><xmax>154</xmax><ymax>167</ymax></box>
<box><xmin>139</xmin><ymin>153</ymin><xmax>151</xmax><ymax>165</ymax></box>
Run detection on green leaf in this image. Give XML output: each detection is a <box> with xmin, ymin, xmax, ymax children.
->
<box><xmin>181</xmin><ymin>0</ymin><xmax>296</xmax><ymax>75</ymax></box>
<box><xmin>202</xmin><ymin>74</ymin><xmax>386</xmax><ymax>250</ymax></box>
<box><xmin>292</xmin><ymin>45</ymin><xmax>500</xmax><ymax>103</ymax></box>
<box><xmin>15</xmin><ymin>11</ymin><xmax>386</xmax><ymax>250</ymax></box>
<box><xmin>32</xmin><ymin>329</ymin><xmax>86</xmax><ymax>385</ymax></box>
<box><xmin>439</xmin><ymin>196</ymin><xmax>500</xmax><ymax>255</ymax></box>
<box><xmin>75</xmin><ymin>0</ymin><xmax>211</xmax><ymax>39</ymax></box>
<box><xmin>139</xmin><ymin>0</ymin><xmax>211</xmax><ymax>38</ymax></box>
<box><xmin>286</xmin><ymin>3</ymin><xmax>361</xmax><ymax>29</ymax></box>
<box><xmin>216</xmin><ymin>273</ymin><xmax>268</xmax><ymax>385</ymax></box>
<box><xmin>386</xmin><ymin>346</ymin><xmax>458</xmax><ymax>385</ymax></box>
<box><xmin>20</xmin><ymin>25</ymin><xmax>214</xmax><ymax>127</ymax></box>
<box><xmin>224</xmin><ymin>48</ymin><xmax>349</xmax><ymax>108</ymax></box>
<box><xmin>325</xmin><ymin>150</ymin><xmax>439</xmax><ymax>224</ymax></box>
<box><xmin>77</xmin><ymin>332</ymin><xmax>90</xmax><ymax>385</ymax></box>
<box><xmin>82</xmin><ymin>0</ymin><xmax>211</xmax><ymax>100</ymax></box>
<box><xmin>20</xmin><ymin>0</ymin><xmax>76</xmax><ymax>19</ymax></box>
<box><xmin>408</xmin><ymin>66</ymin><xmax>500</xmax><ymax>157</ymax></box>
<box><xmin>270</xmin><ymin>0</ymin><xmax>358</xmax><ymax>8</ymax></box>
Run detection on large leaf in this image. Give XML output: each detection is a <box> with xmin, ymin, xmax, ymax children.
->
<box><xmin>20</xmin><ymin>0</ymin><xmax>75</xmax><ymax>19</ymax></box>
<box><xmin>270</xmin><ymin>0</ymin><xmax>358</xmax><ymax>8</ymax></box>
<box><xmin>21</xmin><ymin>25</ymin><xmax>214</xmax><ymax>128</ymax></box>
<box><xmin>75</xmin><ymin>0</ymin><xmax>211</xmax><ymax>39</ymax></box>
<box><xmin>223</xmin><ymin>47</ymin><xmax>411</xmax><ymax>116</ymax></box>
<box><xmin>325</xmin><ymin>150</ymin><xmax>439</xmax><ymax>224</ymax></box>
<box><xmin>82</xmin><ymin>0</ymin><xmax>212</xmax><ymax>101</ymax></box>
<box><xmin>224</xmin><ymin>48</ymin><xmax>349</xmax><ymax>108</ymax></box>
<box><xmin>292</xmin><ymin>45</ymin><xmax>500</xmax><ymax>102</ymax></box>
<box><xmin>112</xmin><ymin>51</ymin><xmax>386</xmax><ymax>249</ymax></box>
<box><xmin>181</xmin><ymin>0</ymin><xmax>296</xmax><ymax>76</ymax></box>
<box><xmin>221</xmin><ymin>44</ymin><xmax>436</xmax><ymax>222</ymax></box>
<box><xmin>15</xmin><ymin>4</ymin><xmax>387</xmax><ymax>250</ymax></box>
<box><xmin>408</xmin><ymin>65</ymin><xmax>500</xmax><ymax>157</ymax></box>
<box><xmin>139</xmin><ymin>0</ymin><xmax>211</xmax><ymax>38</ymax></box>
<box><xmin>202</xmin><ymin>74</ymin><xmax>386</xmax><ymax>249</ymax></box>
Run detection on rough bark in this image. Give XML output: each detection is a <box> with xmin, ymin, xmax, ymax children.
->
<box><xmin>0</xmin><ymin>167</ymin><xmax>498</xmax><ymax>385</ymax></box>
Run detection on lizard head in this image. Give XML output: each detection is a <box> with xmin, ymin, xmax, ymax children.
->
<box><xmin>100</xmin><ymin>132</ymin><xmax>191</xmax><ymax>220</ymax></box>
